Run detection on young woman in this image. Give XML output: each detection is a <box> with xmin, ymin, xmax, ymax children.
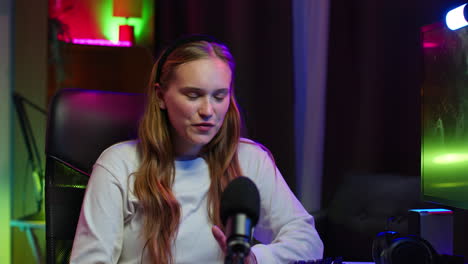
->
<box><xmin>70</xmin><ymin>35</ymin><xmax>323</xmax><ymax>264</ymax></box>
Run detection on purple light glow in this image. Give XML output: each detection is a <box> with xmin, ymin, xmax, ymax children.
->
<box><xmin>423</xmin><ymin>42</ymin><xmax>439</xmax><ymax>48</ymax></box>
<box><xmin>72</xmin><ymin>38</ymin><xmax>132</xmax><ymax>47</ymax></box>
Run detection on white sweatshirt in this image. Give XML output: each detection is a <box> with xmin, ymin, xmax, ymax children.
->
<box><xmin>70</xmin><ymin>139</ymin><xmax>323</xmax><ymax>264</ymax></box>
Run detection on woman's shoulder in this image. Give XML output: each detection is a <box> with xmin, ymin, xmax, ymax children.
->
<box><xmin>238</xmin><ymin>138</ymin><xmax>272</xmax><ymax>162</ymax></box>
<box><xmin>237</xmin><ymin>138</ymin><xmax>277</xmax><ymax>182</ymax></box>
<box><xmin>95</xmin><ymin>139</ymin><xmax>139</xmax><ymax>169</ymax></box>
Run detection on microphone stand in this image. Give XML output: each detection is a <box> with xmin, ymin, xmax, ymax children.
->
<box><xmin>225</xmin><ymin>253</ymin><xmax>246</xmax><ymax>264</ymax></box>
<box><xmin>224</xmin><ymin>213</ymin><xmax>253</xmax><ymax>264</ymax></box>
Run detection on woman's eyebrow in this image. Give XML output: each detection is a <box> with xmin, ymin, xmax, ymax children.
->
<box><xmin>180</xmin><ymin>87</ymin><xmax>230</xmax><ymax>93</ymax></box>
<box><xmin>179</xmin><ymin>87</ymin><xmax>204</xmax><ymax>94</ymax></box>
<box><xmin>213</xmin><ymin>88</ymin><xmax>230</xmax><ymax>94</ymax></box>
<box><xmin>180</xmin><ymin>86</ymin><xmax>202</xmax><ymax>91</ymax></box>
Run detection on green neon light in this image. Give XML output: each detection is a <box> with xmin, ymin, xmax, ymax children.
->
<box><xmin>433</xmin><ymin>153</ymin><xmax>468</xmax><ymax>164</ymax></box>
<box><xmin>422</xmin><ymin>146</ymin><xmax>468</xmax><ymax>203</ymax></box>
<box><xmin>54</xmin><ymin>184</ymin><xmax>87</xmax><ymax>189</ymax></box>
<box><xmin>100</xmin><ymin>0</ymin><xmax>151</xmax><ymax>42</ymax></box>
<box><xmin>432</xmin><ymin>182</ymin><xmax>468</xmax><ymax>188</ymax></box>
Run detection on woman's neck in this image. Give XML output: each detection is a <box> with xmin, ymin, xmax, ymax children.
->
<box><xmin>173</xmin><ymin>141</ymin><xmax>203</xmax><ymax>161</ymax></box>
<box><xmin>174</xmin><ymin>154</ymin><xmax>200</xmax><ymax>161</ymax></box>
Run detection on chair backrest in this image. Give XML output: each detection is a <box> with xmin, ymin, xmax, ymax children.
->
<box><xmin>45</xmin><ymin>88</ymin><xmax>145</xmax><ymax>264</ymax></box>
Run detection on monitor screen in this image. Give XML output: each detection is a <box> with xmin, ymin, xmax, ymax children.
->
<box><xmin>421</xmin><ymin>22</ymin><xmax>468</xmax><ymax>209</ymax></box>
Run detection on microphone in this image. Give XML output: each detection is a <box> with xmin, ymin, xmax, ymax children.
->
<box><xmin>220</xmin><ymin>176</ymin><xmax>260</xmax><ymax>264</ymax></box>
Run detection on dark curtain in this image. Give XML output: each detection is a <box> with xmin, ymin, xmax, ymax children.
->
<box><xmin>154</xmin><ymin>0</ymin><xmax>297</xmax><ymax>191</ymax></box>
<box><xmin>323</xmin><ymin>0</ymin><xmax>468</xmax><ymax>259</ymax></box>
<box><xmin>323</xmin><ymin>0</ymin><xmax>421</xmax><ymax>206</ymax></box>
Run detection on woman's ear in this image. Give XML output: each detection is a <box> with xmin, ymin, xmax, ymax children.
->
<box><xmin>154</xmin><ymin>83</ymin><xmax>166</xmax><ymax>109</ymax></box>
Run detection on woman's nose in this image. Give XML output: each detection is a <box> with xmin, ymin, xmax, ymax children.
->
<box><xmin>199</xmin><ymin>99</ymin><xmax>214</xmax><ymax>119</ymax></box>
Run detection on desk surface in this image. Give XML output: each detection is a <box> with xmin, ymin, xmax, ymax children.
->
<box><xmin>344</xmin><ymin>262</ymin><xmax>374</xmax><ymax>264</ymax></box>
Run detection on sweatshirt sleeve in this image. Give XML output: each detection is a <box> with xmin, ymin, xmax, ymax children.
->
<box><xmin>69</xmin><ymin>162</ymin><xmax>125</xmax><ymax>264</ymax></box>
<box><xmin>248</xmin><ymin>148</ymin><xmax>324</xmax><ymax>264</ymax></box>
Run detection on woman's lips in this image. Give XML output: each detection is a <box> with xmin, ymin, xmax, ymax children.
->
<box><xmin>193</xmin><ymin>123</ymin><xmax>215</xmax><ymax>132</ymax></box>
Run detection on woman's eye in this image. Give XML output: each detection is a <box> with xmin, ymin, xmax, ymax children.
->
<box><xmin>214</xmin><ymin>92</ymin><xmax>228</xmax><ymax>101</ymax></box>
<box><xmin>186</xmin><ymin>92</ymin><xmax>199</xmax><ymax>99</ymax></box>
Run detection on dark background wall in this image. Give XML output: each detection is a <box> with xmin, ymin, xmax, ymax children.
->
<box><xmin>12</xmin><ymin>0</ymin><xmax>48</xmax><ymax>263</ymax></box>
<box><xmin>323</xmin><ymin>0</ymin><xmax>466</xmax><ymax>208</ymax></box>
<box><xmin>323</xmin><ymin>0</ymin><xmax>468</xmax><ymax>260</ymax></box>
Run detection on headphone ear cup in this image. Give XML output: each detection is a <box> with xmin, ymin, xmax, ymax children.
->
<box><xmin>372</xmin><ymin>231</ymin><xmax>400</xmax><ymax>264</ymax></box>
<box><xmin>385</xmin><ymin>235</ymin><xmax>439</xmax><ymax>264</ymax></box>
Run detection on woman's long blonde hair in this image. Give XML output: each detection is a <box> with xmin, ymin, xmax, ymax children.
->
<box><xmin>134</xmin><ymin>39</ymin><xmax>243</xmax><ymax>263</ymax></box>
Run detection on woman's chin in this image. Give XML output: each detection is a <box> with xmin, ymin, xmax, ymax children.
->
<box><xmin>189</xmin><ymin>135</ymin><xmax>215</xmax><ymax>147</ymax></box>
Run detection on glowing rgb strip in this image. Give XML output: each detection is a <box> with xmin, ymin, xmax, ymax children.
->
<box><xmin>72</xmin><ymin>38</ymin><xmax>131</xmax><ymax>47</ymax></box>
<box><xmin>409</xmin><ymin>209</ymin><xmax>453</xmax><ymax>214</ymax></box>
<box><xmin>446</xmin><ymin>4</ymin><xmax>468</xmax><ymax>30</ymax></box>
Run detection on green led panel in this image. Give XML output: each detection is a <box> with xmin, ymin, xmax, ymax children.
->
<box><xmin>422</xmin><ymin>23</ymin><xmax>468</xmax><ymax>209</ymax></box>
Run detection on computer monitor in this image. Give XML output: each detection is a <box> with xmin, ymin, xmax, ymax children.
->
<box><xmin>421</xmin><ymin>21</ymin><xmax>468</xmax><ymax>209</ymax></box>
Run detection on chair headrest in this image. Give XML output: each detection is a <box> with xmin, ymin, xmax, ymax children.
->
<box><xmin>46</xmin><ymin>88</ymin><xmax>146</xmax><ymax>174</ymax></box>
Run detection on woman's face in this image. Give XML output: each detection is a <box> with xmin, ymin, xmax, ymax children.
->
<box><xmin>159</xmin><ymin>57</ymin><xmax>232</xmax><ymax>159</ymax></box>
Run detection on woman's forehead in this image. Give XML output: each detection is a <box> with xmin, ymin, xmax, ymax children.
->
<box><xmin>171</xmin><ymin>58</ymin><xmax>232</xmax><ymax>89</ymax></box>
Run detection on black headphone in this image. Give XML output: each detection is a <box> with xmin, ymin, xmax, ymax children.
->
<box><xmin>155</xmin><ymin>34</ymin><xmax>225</xmax><ymax>84</ymax></box>
<box><xmin>372</xmin><ymin>231</ymin><xmax>439</xmax><ymax>264</ymax></box>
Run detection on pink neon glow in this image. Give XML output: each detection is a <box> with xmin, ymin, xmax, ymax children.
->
<box><xmin>72</xmin><ymin>38</ymin><xmax>132</xmax><ymax>47</ymax></box>
<box><xmin>423</xmin><ymin>42</ymin><xmax>439</xmax><ymax>48</ymax></box>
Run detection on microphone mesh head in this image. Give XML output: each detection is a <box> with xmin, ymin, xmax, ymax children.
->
<box><xmin>220</xmin><ymin>176</ymin><xmax>260</xmax><ymax>226</ymax></box>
